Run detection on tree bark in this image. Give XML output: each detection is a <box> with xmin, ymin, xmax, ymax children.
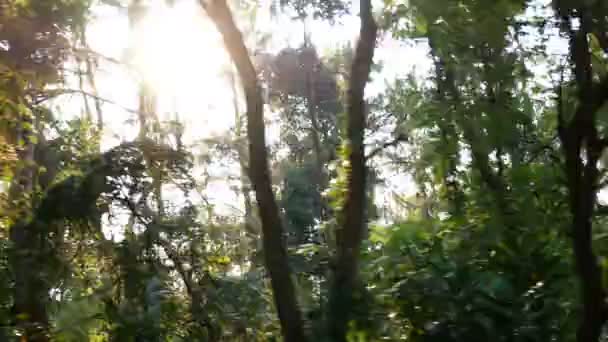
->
<box><xmin>556</xmin><ymin>9</ymin><xmax>608</xmax><ymax>342</ymax></box>
<box><xmin>9</xmin><ymin>114</ymin><xmax>50</xmax><ymax>342</ymax></box>
<box><xmin>326</xmin><ymin>0</ymin><xmax>377</xmax><ymax>340</ymax></box>
<box><xmin>201</xmin><ymin>1</ymin><xmax>307</xmax><ymax>341</ymax></box>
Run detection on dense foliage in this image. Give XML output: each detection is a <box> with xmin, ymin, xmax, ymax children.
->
<box><xmin>1</xmin><ymin>0</ymin><xmax>608</xmax><ymax>341</ymax></box>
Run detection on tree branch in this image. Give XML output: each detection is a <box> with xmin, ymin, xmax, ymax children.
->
<box><xmin>524</xmin><ymin>134</ymin><xmax>559</xmax><ymax>164</ymax></box>
<box><xmin>365</xmin><ymin>134</ymin><xmax>407</xmax><ymax>160</ymax></box>
<box><xmin>39</xmin><ymin>88</ymin><xmax>139</xmax><ymax>115</ymax></box>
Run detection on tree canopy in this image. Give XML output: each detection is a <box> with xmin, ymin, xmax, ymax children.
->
<box><xmin>1</xmin><ymin>0</ymin><xmax>608</xmax><ymax>341</ymax></box>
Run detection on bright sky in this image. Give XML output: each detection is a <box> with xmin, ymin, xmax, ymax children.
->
<box><xmin>82</xmin><ymin>0</ymin><xmax>429</xmax><ymax>135</ymax></box>
<box><xmin>65</xmin><ymin>0</ymin><xmax>569</xmax><ymax>229</ymax></box>
<box><xmin>54</xmin><ymin>0</ymin><xmax>426</xmax><ymax>228</ymax></box>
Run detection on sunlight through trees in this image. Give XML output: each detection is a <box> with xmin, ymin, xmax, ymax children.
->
<box><xmin>1</xmin><ymin>0</ymin><xmax>608</xmax><ymax>341</ymax></box>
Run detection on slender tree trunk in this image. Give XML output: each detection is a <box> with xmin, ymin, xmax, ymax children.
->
<box><xmin>80</xmin><ymin>30</ymin><xmax>104</xmax><ymax>131</ymax></box>
<box><xmin>202</xmin><ymin>1</ymin><xmax>307</xmax><ymax>341</ymax></box>
<box><xmin>326</xmin><ymin>0</ymin><xmax>377</xmax><ymax>340</ymax></box>
<box><xmin>557</xmin><ymin>13</ymin><xmax>608</xmax><ymax>340</ymax></box>
<box><xmin>76</xmin><ymin>54</ymin><xmax>93</xmax><ymax>122</ymax></box>
<box><xmin>2</xmin><ymin>68</ymin><xmax>49</xmax><ymax>341</ymax></box>
<box><xmin>561</xmin><ymin>102</ymin><xmax>607</xmax><ymax>342</ymax></box>
<box><xmin>305</xmin><ymin>61</ymin><xmax>325</xmax><ymax>222</ymax></box>
<box><xmin>9</xmin><ymin>112</ymin><xmax>49</xmax><ymax>342</ymax></box>
<box><xmin>229</xmin><ymin>69</ymin><xmax>256</xmax><ymax>237</ymax></box>
<box><xmin>75</xmin><ymin>37</ymin><xmax>104</xmax><ymax>130</ymax></box>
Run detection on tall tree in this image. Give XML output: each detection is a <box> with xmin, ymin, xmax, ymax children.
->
<box><xmin>1</xmin><ymin>1</ymin><xmax>89</xmax><ymax>339</ymax></box>
<box><xmin>326</xmin><ymin>0</ymin><xmax>377</xmax><ymax>340</ymax></box>
<box><xmin>554</xmin><ymin>1</ymin><xmax>608</xmax><ymax>340</ymax></box>
<box><xmin>200</xmin><ymin>1</ymin><xmax>308</xmax><ymax>340</ymax></box>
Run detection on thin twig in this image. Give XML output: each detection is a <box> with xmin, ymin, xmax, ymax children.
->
<box><xmin>41</xmin><ymin>88</ymin><xmax>142</xmax><ymax>115</ymax></box>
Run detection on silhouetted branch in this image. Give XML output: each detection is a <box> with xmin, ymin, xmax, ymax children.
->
<box><xmin>366</xmin><ymin>134</ymin><xmax>407</xmax><ymax>160</ymax></box>
<box><xmin>41</xmin><ymin>88</ymin><xmax>140</xmax><ymax>115</ymax></box>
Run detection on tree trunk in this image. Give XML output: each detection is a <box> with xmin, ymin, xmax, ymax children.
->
<box><xmin>561</xmin><ymin>110</ymin><xmax>607</xmax><ymax>342</ymax></box>
<box><xmin>326</xmin><ymin>0</ymin><xmax>377</xmax><ymax>340</ymax></box>
<box><xmin>229</xmin><ymin>68</ymin><xmax>257</xmax><ymax>237</ymax></box>
<box><xmin>556</xmin><ymin>9</ymin><xmax>608</xmax><ymax>342</ymax></box>
<box><xmin>81</xmin><ymin>30</ymin><xmax>104</xmax><ymax>131</ymax></box>
<box><xmin>305</xmin><ymin>60</ymin><xmax>326</xmax><ymax>222</ymax></box>
<box><xmin>9</xmin><ymin>116</ymin><xmax>50</xmax><ymax>342</ymax></box>
<box><xmin>202</xmin><ymin>1</ymin><xmax>307</xmax><ymax>341</ymax></box>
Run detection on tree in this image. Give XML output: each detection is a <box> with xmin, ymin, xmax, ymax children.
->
<box><xmin>1</xmin><ymin>1</ymin><xmax>89</xmax><ymax>339</ymax></box>
<box><xmin>201</xmin><ymin>0</ymin><xmax>378</xmax><ymax>340</ymax></box>
<box><xmin>200</xmin><ymin>1</ymin><xmax>308</xmax><ymax>340</ymax></box>
<box><xmin>554</xmin><ymin>1</ymin><xmax>608</xmax><ymax>340</ymax></box>
<box><xmin>326</xmin><ymin>0</ymin><xmax>377</xmax><ymax>340</ymax></box>
<box><xmin>5</xmin><ymin>0</ymin><xmax>608</xmax><ymax>340</ymax></box>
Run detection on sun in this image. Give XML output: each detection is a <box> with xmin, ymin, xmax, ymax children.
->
<box><xmin>128</xmin><ymin>1</ymin><xmax>241</xmax><ymax>216</ymax></box>
<box><xmin>131</xmin><ymin>1</ymin><xmax>228</xmax><ymax>95</ymax></box>
<box><xmin>126</xmin><ymin>0</ymin><xmax>239</xmax><ymax>139</ymax></box>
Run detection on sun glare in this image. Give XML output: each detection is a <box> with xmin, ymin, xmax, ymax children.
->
<box><xmin>121</xmin><ymin>0</ymin><xmax>238</xmax><ymax>142</ymax></box>
<box><xmin>118</xmin><ymin>1</ymin><xmax>240</xmax><ymax>218</ymax></box>
<box><xmin>132</xmin><ymin>1</ymin><xmax>228</xmax><ymax>95</ymax></box>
